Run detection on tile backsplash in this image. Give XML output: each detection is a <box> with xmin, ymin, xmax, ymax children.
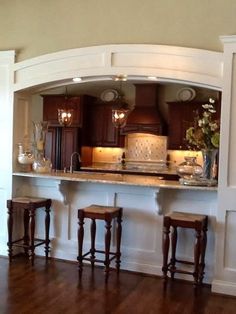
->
<box><xmin>125</xmin><ymin>133</ymin><xmax>167</xmax><ymax>162</ymax></box>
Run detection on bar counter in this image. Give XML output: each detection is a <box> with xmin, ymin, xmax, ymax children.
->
<box><xmin>13</xmin><ymin>171</ymin><xmax>217</xmax><ymax>191</ymax></box>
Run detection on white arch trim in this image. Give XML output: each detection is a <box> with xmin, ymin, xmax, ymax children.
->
<box><xmin>13</xmin><ymin>44</ymin><xmax>223</xmax><ymax>91</ymax></box>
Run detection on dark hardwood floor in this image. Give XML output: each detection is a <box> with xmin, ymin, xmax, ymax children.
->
<box><xmin>0</xmin><ymin>256</ymin><xmax>236</xmax><ymax>314</ymax></box>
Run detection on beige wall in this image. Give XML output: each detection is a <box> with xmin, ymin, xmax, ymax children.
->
<box><xmin>0</xmin><ymin>0</ymin><xmax>235</xmax><ymax>61</ymax></box>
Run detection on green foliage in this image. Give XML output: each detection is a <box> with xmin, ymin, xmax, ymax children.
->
<box><xmin>186</xmin><ymin>98</ymin><xmax>220</xmax><ymax>149</ymax></box>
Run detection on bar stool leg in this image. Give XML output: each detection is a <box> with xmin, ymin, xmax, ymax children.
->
<box><xmin>104</xmin><ymin>216</ymin><xmax>112</xmax><ymax>283</ymax></box>
<box><xmin>170</xmin><ymin>226</ymin><xmax>177</xmax><ymax>280</ymax></box>
<box><xmin>78</xmin><ymin>210</ymin><xmax>84</xmax><ymax>279</ymax></box>
<box><xmin>29</xmin><ymin>207</ymin><xmax>36</xmax><ymax>266</ymax></box>
<box><xmin>7</xmin><ymin>200</ymin><xmax>13</xmax><ymax>263</ymax></box>
<box><xmin>162</xmin><ymin>216</ymin><xmax>171</xmax><ymax>282</ymax></box>
<box><xmin>199</xmin><ymin>226</ymin><xmax>207</xmax><ymax>284</ymax></box>
<box><xmin>44</xmin><ymin>204</ymin><xmax>51</xmax><ymax>260</ymax></box>
<box><xmin>116</xmin><ymin>208</ymin><xmax>122</xmax><ymax>273</ymax></box>
<box><xmin>90</xmin><ymin>219</ymin><xmax>96</xmax><ymax>270</ymax></box>
<box><xmin>194</xmin><ymin>223</ymin><xmax>202</xmax><ymax>286</ymax></box>
<box><xmin>23</xmin><ymin>208</ymin><xmax>30</xmax><ymax>257</ymax></box>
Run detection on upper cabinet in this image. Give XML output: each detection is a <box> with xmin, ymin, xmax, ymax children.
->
<box><xmin>121</xmin><ymin>84</ymin><xmax>167</xmax><ymax>135</ymax></box>
<box><xmin>43</xmin><ymin>94</ymin><xmax>94</xmax><ymax>127</ymax></box>
<box><xmin>85</xmin><ymin>102</ymin><xmax>125</xmax><ymax>147</ymax></box>
<box><xmin>167</xmin><ymin>98</ymin><xmax>221</xmax><ymax>150</ymax></box>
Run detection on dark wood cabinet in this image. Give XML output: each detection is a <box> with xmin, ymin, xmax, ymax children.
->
<box><xmin>61</xmin><ymin>127</ymin><xmax>79</xmax><ymax>169</ymax></box>
<box><xmin>45</xmin><ymin>126</ymin><xmax>80</xmax><ymax>170</ymax></box>
<box><xmin>167</xmin><ymin>99</ymin><xmax>221</xmax><ymax>150</ymax></box>
<box><xmin>85</xmin><ymin>102</ymin><xmax>125</xmax><ymax>147</ymax></box>
<box><xmin>45</xmin><ymin>126</ymin><xmax>57</xmax><ymax>167</ymax></box>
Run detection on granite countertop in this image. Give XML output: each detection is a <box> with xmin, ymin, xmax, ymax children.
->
<box><xmin>13</xmin><ymin>171</ymin><xmax>218</xmax><ymax>191</ymax></box>
<box><xmin>80</xmin><ymin>162</ymin><xmax>178</xmax><ymax>175</ymax></box>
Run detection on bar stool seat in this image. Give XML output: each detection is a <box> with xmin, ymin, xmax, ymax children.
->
<box><xmin>162</xmin><ymin>211</ymin><xmax>208</xmax><ymax>286</ymax></box>
<box><xmin>77</xmin><ymin>204</ymin><xmax>123</xmax><ymax>282</ymax></box>
<box><xmin>7</xmin><ymin>197</ymin><xmax>51</xmax><ymax>265</ymax></box>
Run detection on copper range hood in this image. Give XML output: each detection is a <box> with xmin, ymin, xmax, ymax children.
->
<box><xmin>121</xmin><ymin>83</ymin><xmax>167</xmax><ymax>135</ymax></box>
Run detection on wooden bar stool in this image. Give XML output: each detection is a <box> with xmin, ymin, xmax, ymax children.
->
<box><xmin>7</xmin><ymin>197</ymin><xmax>52</xmax><ymax>265</ymax></box>
<box><xmin>77</xmin><ymin>204</ymin><xmax>123</xmax><ymax>282</ymax></box>
<box><xmin>162</xmin><ymin>211</ymin><xmax>208</xmax><ymax>286</ymax></box>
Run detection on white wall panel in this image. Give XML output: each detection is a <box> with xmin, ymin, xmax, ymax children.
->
<box><xmin>13</xmin><ymin>175</ymin><xmax>217</xmax><ymax>282</ymax></box>
<box><xmin>224</xmin><ymin>210</ymin><xmax>236</xmax><ymax>269</ymax></box>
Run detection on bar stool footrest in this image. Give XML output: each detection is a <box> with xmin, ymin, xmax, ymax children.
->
<box><xmin>82</xmin><ymin>250</ymin><xmax>118</xmax><ymax>264</ymax></box>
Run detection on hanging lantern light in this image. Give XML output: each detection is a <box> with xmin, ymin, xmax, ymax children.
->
<box><xmin>58</xmin><ymin>87</ymin><xmax>73</xmax><ymax>127</ymax></box>
<box><xmin>111</xmin><ymin>75</ymin><xmax>131</xmax><ymax>128</ymax></box>
<box><xmin>112</xmin><ymin>97</ymin><xmax>130</xmax><ymax>128</ymax></box>
<box><xmin>58</xmin><ymin>108</ymin><xmax>73</xmax><ymax>127</ymax></box>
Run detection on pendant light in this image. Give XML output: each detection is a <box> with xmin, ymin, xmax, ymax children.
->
<box><xmin>58</xmin><ymin>87</ymin><xmax>73</xmax><ymax>127</ymax></box>
<box><xmin>111</xmin><ymin>75</ymin><xmax>131</xmax><ymax>128</ymax></box>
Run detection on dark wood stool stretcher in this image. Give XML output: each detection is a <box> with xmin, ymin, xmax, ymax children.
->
<box><xmin>7</xmin><ymin>197</ymin><xmax>51</xmax><ymax>265</ymax></box>
<box><xmin>162</xmin><ymin>211</ymin><xmax>208</xmax><ymax>286</ymax></box>
<box><xmin>77</xmin><ymin>204</ymin><xmax>123</xmax><ymax>282</ymax></box>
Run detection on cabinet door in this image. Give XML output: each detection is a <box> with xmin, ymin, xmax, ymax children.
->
<box><xmin>61</xmin><ymin>127</ymin><xmax>80</xmax><ymax>170</ymax></box>
<box><xmin>45</xmin><ymin>126</ymin><xmax>80</xmax><ymax>170</ymax></box>
<box><xmin>87</xmin><ymin>104</ymin><xmax>104</xmax><ymax>146</ymax></box>
<box><xmin>168</xmin><ymin>102</ymin><xmax>186</xmax><ymax>149</ymax></box>
<box><xmin>86</xmin><ymin>103</ymin><xmax>124</xmax><ymax>147</ymax></box>
<box><xmin>45</xmin><ymin>127</ymin><xmax>58</xmax><ymax>170</ymax></box>
<box><xmin>102</xmin><ymin>105</ymin><xmax>121</xmax><ymax>147</ymax></box>
<box><xmin>43</xmin><ymin>95</ymin><xmax>82</xmax><ymax>126</ymax></box>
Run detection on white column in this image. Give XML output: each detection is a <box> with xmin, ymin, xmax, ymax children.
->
<box><xmin>0</xmin><ymin>51</ymin><xmax>15</xmax><ymax>255</ymax></box>
<box><xmin>212</xmin><ymin>35</ymin><xmax>236</xmax><ymax>296</ymax></box>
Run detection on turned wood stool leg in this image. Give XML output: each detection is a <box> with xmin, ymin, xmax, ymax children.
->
<box><xmin>7</xmin><ymin>200</ymin><xmax>13</xmax><ymax>263</ymax></box>
<box><xmin>193</xmin><ymin>221</ymin><xmax>202</xmax><ymax>286</ymax></box>
<box><xmin>162</xmin><ymin>216</ymin><xmax>171</xmax><ymax>282</ymax></box>
<box><xmin>116</xmin><ymin>208</ymin><xmax>122</xmax><ymax>273</ymax></box>
<box><xmin>23</xmin><ymin>208</ymin><xmax>30</xmax><ymax>257</ymax></box>
<box><xmin>170</xmin><ymin>226</ymin><xmax>177</xmax><ymax>280</ymax></box>
<box><xmin>90</xmin><ymin>219</ymin><xmax>96</xmax><ymax>270</ymax></box>
<box><xmin>199</xmin><ymin>219</ymin><xmax>208</xmax><ymax>284</ymax></box>
<box><xmin>78</xmin><ymin>210</ymin><xmax>85</xmax><ymax>279</ymax></box>
<box><xmin>44</xmin><ymin>202</ymin><xmax>51</xmax><ymax>260</ymax></box>
<box><xmin>104</xmin><ymin>215</ymin><xmax>112</xmax><ymax>283</ymax></box>
<box><xmin>29</xmin><ymin>206</ymin><xmax>36</xmax><ymax>266</ymax></box>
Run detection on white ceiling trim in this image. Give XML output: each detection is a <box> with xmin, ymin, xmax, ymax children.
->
<box><xmin>13</xmin><ymin>44</ymin><xmax>223</xmax><ymax>92</ymax></box>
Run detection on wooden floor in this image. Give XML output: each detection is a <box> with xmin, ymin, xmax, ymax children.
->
<box><xmin>1</xmin><ymin>256</ymin><xmax>236</xmax><ymax>314</ymax></box>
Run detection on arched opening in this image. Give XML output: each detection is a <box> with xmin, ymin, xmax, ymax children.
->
<box><xmin>13</xmin><ymin>44</ymin><xmax>222</xmax><ymax>173</ymax></box>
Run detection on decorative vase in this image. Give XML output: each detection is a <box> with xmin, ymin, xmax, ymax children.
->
<box><xmin>32</xmin><ymin>121</ymin><xmax>52</xmax><ymax>173</ymax></box>
<box><xmin>201</xmin><ymin>149</ymin><xmax>218</xmax><ymax>181</ymax></box>
<box><xmin>177</xmin><ymin>156</ymin><xmax>203</xmax><ymax>182</ymax></box>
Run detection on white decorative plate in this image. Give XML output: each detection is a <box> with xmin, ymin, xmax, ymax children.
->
<box><xmin>177</xmin><ymin>87</ymin><xmax>196</xmax><ymax>102</ymax></box>
<box><xmin>100</xmin><ymin>89</ymin><xmax>119</xmax><ymax>102</ymax></box>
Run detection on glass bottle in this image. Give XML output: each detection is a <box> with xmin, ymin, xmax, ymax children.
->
<box><xmin>17</xmin><ymin>142</ymin><xmax>34</xmax><ymax>172</ymax></box>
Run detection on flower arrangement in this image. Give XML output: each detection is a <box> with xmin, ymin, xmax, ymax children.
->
<box><xmin>185</xmin><ymin>98</ymin><xmax>220</xmax><ymax>149</ymax></box>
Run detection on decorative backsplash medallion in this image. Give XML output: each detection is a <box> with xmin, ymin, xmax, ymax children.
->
<box><xmin>126</xmin><ymin>133</ymin><xmax>167</xmax><ymax>162</ymax></box>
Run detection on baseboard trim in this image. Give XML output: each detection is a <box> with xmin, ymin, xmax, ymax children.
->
<box><xmin>212</xmin><ymin>279</ymin><xmax>236</xmax><ymax>297</ymax></box>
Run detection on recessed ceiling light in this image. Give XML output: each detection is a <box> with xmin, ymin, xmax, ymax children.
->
<box><xmin>72</xmin><ymin>77</ymin><xmax>82</xmax><ymax>82</ymax></box>
<box><xmin>114</xmin><ymin>74</ymin><xmax>127</xmax><ymax>81</ymax></box>
<box><xmin>147</xmin><ymin>76</ymin><xmax>158</xmax><ymax>80</ymax></box>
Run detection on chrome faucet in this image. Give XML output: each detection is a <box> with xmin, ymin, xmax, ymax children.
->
<box><xmin>70</xmin><ymin>152</ymin><xmax>81</xmax><ymax>173</ymax></box>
